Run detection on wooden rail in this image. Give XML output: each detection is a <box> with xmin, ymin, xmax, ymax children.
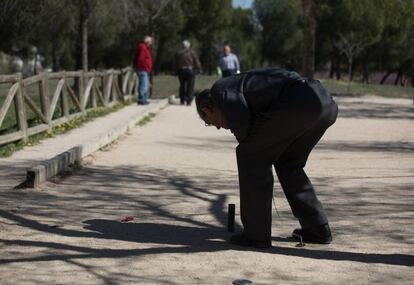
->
<box><xmin>0</xmin><ymin>67</ymin><xmax>137</xmax><ymax>146</ymax></box>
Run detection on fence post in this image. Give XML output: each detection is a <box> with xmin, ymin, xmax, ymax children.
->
<box><xmin>61</xmin><ymin>72</ymin><xmax>70</xmax><ymax>118</ymax></box>
<box><xmin>129</xmin><ymin>69</ymin><xmax>137</xmax><ymax>97</ymax></box>
<box><xmin>39</xmin><ymin>73</ymin><xmax>51</xmax><ymax>128</ymax></box>
<box><xmin>78</xmin><ymin>71</ymin><xmax>86</xmax><ymax>114</ymax></box>
<box><xmin>103</xmin><ymin>70</ymin><xmax>113</xmax><ymax>106</ymax></box>
<box><xmin>91</xmin><ymin>74</ymin><xmax>97</xmax><ymax>108</ymax></box>
<box><xmin>133</xmin><ymin>69</ymin><xmax>138</xmax><ymax>97</ymax></box>
<box><xmin>14</xmin><ymin>73</ymin><xmax>28</xmax><ymax>143</ymax></box>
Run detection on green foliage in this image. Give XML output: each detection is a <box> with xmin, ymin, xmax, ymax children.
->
<box><xmin>88</xmin><ymin>2</ymin><xmax>124</xmax><ymax>69</ymax></box>
<box><xmin>222</xmin><ymin>8</ymin><xmax>262</xmax><ymax>70</ymax></box>
<box><xmin>370</xmin><ymin>0</ymin><xmax>414</xmax><ymax>72</ymax></box>
<box><xmin>136</xmin><ymin>113</ymin><xmax>155</xmax><ymax>126</ymax></box>
<box><xmin>153</xmin><ymin>1</ymin><xmax>185</xmax><ymax>73</ymax></box>
<box><xmin>0</xmin><ymin>0</ymin><xmax>413</xmax><ymax>85</ymax></box>
<box><xmin>253</xmin><ymin>0</ymin><xmax>303</xmax><ymax>69</ymax></box>
<box><xmin>334</xmin><ymin>0</ymin><xmax>385</xmax><ymax>45</ymax></box>
<box><xmin>181</xmin><ymin>0</ymin><xmax>233</xmax><ymax>73</ymax></box>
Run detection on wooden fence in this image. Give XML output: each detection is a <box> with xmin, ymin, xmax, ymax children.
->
<box><xmin>0</xmin><ymin>67</ymin><xmax>137</xmax><ymax>146</ymax></box>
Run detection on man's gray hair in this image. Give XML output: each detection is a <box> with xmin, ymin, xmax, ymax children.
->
<box><xmin>144</xmin><ymin>36</ymin><xmax>153</xmax><ymax>44</ymax></box>
<box><xmin>182</xmin><ymin>40</ymin><xmax>191</xmax><ymax>49</ymax></box>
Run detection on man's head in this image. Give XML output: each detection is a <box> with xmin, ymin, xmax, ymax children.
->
<box><xmin>182</xmin><ymin>40</ymin><xmax>191</xmax><ymax>49</ymax></box>
<box><xmin>223</xmin><ymin>45</ymin><xmax>231</xmax><ymax>55</ymax></box>
<box><xmin>195</xmin><ymin>89</ymin><xmax>229</xmax><ymax>130</ymax></box>
<box><xmin>144</xmin><ymin>36</ymin><xmax>153</xmax><ymax>46</ymax></box>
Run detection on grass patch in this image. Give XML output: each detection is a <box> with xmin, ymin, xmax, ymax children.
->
<box><xmin>152</xmin><ymin>74</ymin><xmax>413</xmax><ymax>99</ymax></box>
<box><xmin>136</xmin><ymin>112</ymin><xmax>155</xmax><ymax>126</ymax></box>
<box><xmin>0</xmin><ymin>101</ymin><xmax>129</xmax><ymax>158</ymax></box>
<box><xmin>321</xmin><ymin>78</ymin><xmax>414</xmax><ymax>99</ymax></box>
<box><xmin>151</xmin><ymin>74</ymin><xmax>218</xmax><ymax>99</ymax></box>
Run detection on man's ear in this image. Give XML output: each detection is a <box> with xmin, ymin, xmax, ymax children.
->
<box><xmin>201</xmin><ymin>106</ymin><xmax>214</xmax><ymax>117</ymax></box>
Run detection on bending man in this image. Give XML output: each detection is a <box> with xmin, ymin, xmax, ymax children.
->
<box><xmin>195</xmin><ymin>67</ymin><xmax>338</xmax><ymax>248</ymax></box>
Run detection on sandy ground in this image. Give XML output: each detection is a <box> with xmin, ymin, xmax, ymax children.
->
<box><xmin>0</xmin><ymin>96</ymin><xmax>413</xmax><ymax>284</ymax></box>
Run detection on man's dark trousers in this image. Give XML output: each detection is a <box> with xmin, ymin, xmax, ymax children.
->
<box><xmin>178</xmin><ymin>68</ymin><xmax>195</xmax><ymax>105</ymax></box>
<box><xmin>236</xmin><ymin>79</ymin><xmax>338</xmax><ymax>243</ymax></box>
<box><xmin>222</xmin><ymin>69</ymin><xmax>237</xmax><ymax>78</ymax></box>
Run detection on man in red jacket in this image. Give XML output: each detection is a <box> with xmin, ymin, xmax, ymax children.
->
<box><xmin>133</xmin><ymin>36</ymin><xmax>153</xmax><ymax>105</ymax></box>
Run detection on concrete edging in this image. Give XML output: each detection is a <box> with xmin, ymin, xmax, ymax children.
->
<box><xmin>26</xmin><ymin>99</ymin><xmax>169</xmax><ymax>188</ymax></box>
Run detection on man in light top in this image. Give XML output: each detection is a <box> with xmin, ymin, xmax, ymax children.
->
<box><xmin>217</xmin><ymin>44</ymin><xmax>240</xmax><ymax>78</ymax></box>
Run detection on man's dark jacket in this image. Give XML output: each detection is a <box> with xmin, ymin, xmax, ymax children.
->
<box><xmin>173</xmin><ymin>48</ymin><xmax>201</xmax><ymax>72</ymax></box>
<box><xmin>211</xmin><ymin>67</ymin><xmax>303</xmax><ymax>142</ymax></box>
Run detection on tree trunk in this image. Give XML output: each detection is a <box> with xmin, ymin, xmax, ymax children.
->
<box><xmin>75</xmin><ymin>0</ymin><xmax>89</xmax><ymax>71</ymax></box>
<box><xmin>80</xmin><ymin>0</ymin><xmax>89</xmax><ymax>72</ymax></box>
<box><xmin>350</xmin><ymin>65</ymin><xmax>354</xmax><ymax>81</ymax></box>
<box><xmin>380</xmin><ymin>71</ymin><xmax>391</xmax><ymax>84</ymax></box>
<box><xmin>400</xmin><ymin>74</ymin><xmax>405</xmax><ymax>86</ymax></box>
<box><xmin>335</xmin><ymin>60</ymin><xmax>341</xmax><ymax>80</ymax></box>
<box><xmin>52</xmin><ymin>44</ymin><xmax>60</xmax><ymax>72</ymax></box>
<box><xmin>149</xmin><ymin>15</ymin><xmax>154</xmax><ymax>98</ymax></box>
<box><xmin>362</xmin><ymin>61</ymin><xmax>369</xmax><ymax>84</ymax></box>
<box><xmin>394</xmin><ymin>69</ymin><xmax>402</xmax><ymax>85</ymax></box>
<box><xmin>302</xmin><ymin>0</ymin><xmax>316</xmax><ymax>79</ymax></box>
<box><xmin>347</xmin><ymin>56</ymin><xmax>353</xmax><ymax>81</ymax></box>
<box><xmin>329</xmin><ymin>55</ymin><xmax>335</xmax><ymax>79</ymax></box>
<box><xmin>154</xmin><ymin>36</ymin><xmax>165</xmax><ymax>75</ymax></box>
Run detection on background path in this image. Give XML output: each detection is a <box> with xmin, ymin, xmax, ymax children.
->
<box><xmin>0</xmin><ymin>96</ymin><xmax>413</xmax><ymax>284</ymax></box>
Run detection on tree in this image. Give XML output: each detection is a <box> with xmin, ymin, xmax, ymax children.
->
<box><xmin>331</xmin><ymin>0</ymin><xmax>385</xmax><ymax>81</ymax></box>
<box><xmin>367</xmin><ymin>0</ymin><xmax>414</xmax><ymax>85</ymax></box>
<box><xmin>212</xmin><ymin>7</ymin><xmax>262</xmax><ymax>71</ymax></box>
<box><xmin>254</xmin><ymin>0</ymin><xmax>303</xmax><ymax>69</ymax></box>
<box><xmin>302</xmin><ymin>0</ymin><xmax>317</xmax><ymax>78</ymax></box>
<box><xmin>181</xmin><ymin>0</ymin><xmax>233</xmax><ymax>74</ymax></box>
<box><xmin>35</xmin><ymin>0</ymin><xmax>77</xmax><ymax>71</ymax></box>
<box><xmin>0</xmin><ymin>0</ymin><xmax>45</xmax><ymax>51</ymax></box>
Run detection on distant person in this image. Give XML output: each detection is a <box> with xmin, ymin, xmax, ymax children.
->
<box><xmin>133</xmin><ymin>36</ymin><xmax>153</xmax><ymax>105</ymax></box>
<box><xmin>217</xmin><ymin>44</ymin><xmax>240</xmax><ymax>78</ymax></box>
<box><xmin>173</xmin><ymin>40</ymin><xmax>202</xmax><ymax>105</ymax></box>
<box><xmin>22</xmin><ymin>45</ymin><xmax>43</xmax><ymax>78</ymax></box>
<box><xmin>195</xmin><ymin>67</ymin><xmax>338</xmax><ymax>248</ymax></box>
<box><xmin>9</xmin><ymin>46</ymin><xmax>23</xmax><ymax>73</ymax></box>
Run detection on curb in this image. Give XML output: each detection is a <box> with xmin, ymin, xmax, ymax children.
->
<box><xmin>26</xmin><ymin>99</ymin><xmax>169</xmax><ymax>188</ymax></box>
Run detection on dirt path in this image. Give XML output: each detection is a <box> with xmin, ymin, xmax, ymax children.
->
<box><xmin>0</xmin><ymin>96</ymin><xmax>413</xmax><ymax>284</ymax></box>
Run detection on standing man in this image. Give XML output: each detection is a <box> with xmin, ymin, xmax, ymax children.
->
<box><xmin>173</xmin><ymin>40</ymin><xmax>202</xmax><ymax>105</ymax></box>
<box><xmin>133</xmin><ymin>36</ymin><xmax>153</xmax><ymax>105</ymax></box>
<box><xmin>195</xmin><ymin>67</ymin><xmax>338</xmax><ymax>248</ymax></box>
<box><xmin>217</xmin><ymin>44</ymin><xmax>240</xmax><ymax>78</ymax></box>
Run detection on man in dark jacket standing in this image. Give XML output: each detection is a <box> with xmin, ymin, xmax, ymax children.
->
<box><xmin>195</xmin><ymin>67</ymin><xmax>338</xmax><ymax>248</ymax></box>
<box><xmin>133</xmin><ymin>36</ymin><xmax>153</xmax><ymax>105</ymax></box>
<box><xmin>174</xmin><ymin>40</ymin><xmax>202</xmax><ymax>105</ymax></box>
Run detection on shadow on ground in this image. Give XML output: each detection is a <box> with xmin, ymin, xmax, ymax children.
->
<box><xmin>335</xmin><ymin>99</ymin><xmax>414</xmax><ymax>120</ymax></box>
<box><xmin>316</xmin><ymin>140</ymin><xmax>414</xmax><ymax>153</ymax></box>
<box><xmin>0</xmin><ymin>164</ymin><xmax>413</xmax><ymax>268</ymax></box>
<box><xmin>0</xmin><ymin>97</ymin><xmax>413</xmax><ymax>285</ymax></box>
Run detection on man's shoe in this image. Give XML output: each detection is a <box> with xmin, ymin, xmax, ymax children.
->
<box><xmin>229</xmin><ymin>233</ymin><xmax>271</xmax><ymax>249</ymax></box>
<box><xmin>292</xmin><ymin>224</ymin><xmax>332</xmax><ymax>244</ymax></box>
